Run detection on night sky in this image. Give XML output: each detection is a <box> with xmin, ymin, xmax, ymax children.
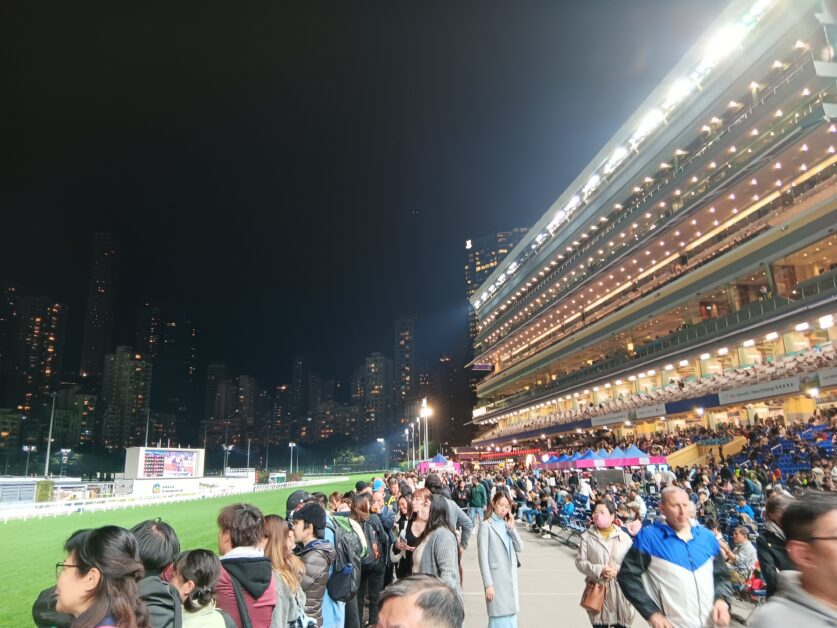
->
<box><xmin>2</xmin><ymin>1</ymin><xmax>728</xmax><ymax>383</ymax></box>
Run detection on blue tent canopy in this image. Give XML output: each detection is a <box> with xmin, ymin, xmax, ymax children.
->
<box><xmin>577</xmin><ymin>450</ymin><xmax>601</xmax><ymax>461</ymax></box>
<box><xmin>597</xmin><ymin>448</ymin><xmax>610</xmax><ymax>458</ymax></box>
<box><xmin>607</xmin><ymin>447</ymin><xmax>627</xmax><ymax>459</ymax></box>
<box><xmin>431</xmin><ymin>453</ymin><xmax>448</xmax><ymax>463</ymax></box>
<box><xmin>568</xmin><ymin>452</ymin><xmax>582</xmax><ymax>462</ymax></box>
<box><xmin>546</xmin><ymin>455</ymin><xmax>562</xmax><ymax>463</ymax></box>
<box><xmin>623</xmin><ymin>445</ymin><xmax>648</xmax><ymax>458</ymax></box>
<box><xmin>556</xmin><ymin>454</ymin><xmax>570</xmax><ymax>462</ymax></box>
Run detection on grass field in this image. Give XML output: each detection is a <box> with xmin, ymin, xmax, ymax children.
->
<box><xmin>0</xmin><ymin>474</ymin><xmax>370</xmax><ymax>626</ymax></box>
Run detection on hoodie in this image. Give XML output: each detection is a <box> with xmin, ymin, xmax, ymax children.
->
<box><xmin>748</xmin><ymin>571</ymin><xmax>837</xmax><ymax>628</ymax></box>
<box><xmin>216</xmin><ymin>549</ymin><xmax>276</xmax><ymax>628</ymax></box>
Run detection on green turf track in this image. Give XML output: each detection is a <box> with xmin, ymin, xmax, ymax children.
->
<box><xmin>0</xmin><ymin>473</ymin><xmax>372</xmax><ymax>626</ymax></box>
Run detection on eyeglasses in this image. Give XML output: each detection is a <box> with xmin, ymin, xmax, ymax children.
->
<box><xmin>56</xmin><ymin>563</ymin><xmax>80</xmax><ymax>577</ymax></box>
<box><xmin>801</xmin><ymin>536</ymin><xmax>837</xmax><ymax>543</ymax></box>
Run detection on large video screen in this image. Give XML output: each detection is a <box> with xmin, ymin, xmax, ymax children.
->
<box><xmin>142</xmin><ymin>449</ymin><xmax>196</xmax><ymax>478</ymax></box>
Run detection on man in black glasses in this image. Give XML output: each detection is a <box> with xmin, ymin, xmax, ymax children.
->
<box><xmin>749</xmin><ymin>491</ymin><xmax>837</xmax><ymax>627</ymax></box>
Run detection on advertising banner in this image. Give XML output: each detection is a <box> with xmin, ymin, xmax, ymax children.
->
<box><xmin>591</xmin><ymin>411</ymin><xmax>629</xmax><ymax>427</ymax></box>
<box><xmin>717</xmin><ymin>376</ymin><xmax>800</xmax><ymax>405</ymax></box>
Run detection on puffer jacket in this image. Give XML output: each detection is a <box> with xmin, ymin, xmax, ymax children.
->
<box><xmin>575</xmin><ymin>526</ymin><xmax>635</xmax><ymax>627</ymax></box>
<box><xmin>296</xmin><ymin>539</ymin><xmax>336</xmax><ymax>625</ymax></box>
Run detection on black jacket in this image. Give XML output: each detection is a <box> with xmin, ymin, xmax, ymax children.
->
<box><xmin>756</xmin><ymin>529</ymin><xmax>795</xmax><ymax>597</ymax></box>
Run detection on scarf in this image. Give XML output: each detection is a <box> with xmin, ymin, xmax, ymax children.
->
<box><xmin>765</xmin><ymin>519</ymin><xmax>786</xmax><ymax>541</ymax></box>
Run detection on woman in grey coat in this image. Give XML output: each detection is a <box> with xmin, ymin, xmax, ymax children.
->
<box><xmin>413</xmin><ymin>493</ymin><xmax>462</xmax><ymax>599</ymax></box>
<box><xmin>477</xmin><ymin>491</ymin><xmax>524</xmax><ymax>628</ymax></box>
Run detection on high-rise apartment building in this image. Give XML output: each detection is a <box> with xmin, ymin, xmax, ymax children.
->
<box><xmin>289</xmin><ymin>356</ymin><xmax>309</xmax><ymax>440</ymax></box>
<box><xmin>204</xmin><ymin>363</ymin><xmax>227</xmax><ymax>422</ymax></box>
<box><xmin>0</xmin><ymin>283</ymin><xmax>17</xmax><ymax>407</ymax></box>
<box><xmin>237</xmin><ymin>374</ymin><xmax>258</xmax><ymax>427</ymax></box>
<box><xmin>135</xmin><ymin>303</ymin><xmax>161</xmax><ymax>360</ymax></box>
<box><xmin>16</xmin><ymin>298</ymin><xmax>66</xmax><ymax>421</ymax></box>
<box><xmin>394</xmin><ymin>317</ymin><xmax>415</xmax><ymax>428</ymax></box>
<box><xmin>363</xmin><ymin>352</ymin><xmax>393</xmax><ymax>440</ymax></box>
<box><xmin>99</xmin><ymin>346</ymin><xmax>152</xmax><ymax>450</ymax></box>
<box><xmin>79</xmin><ymin>233</ymin><xmax>117</xmax><ymax>378</ymax></box>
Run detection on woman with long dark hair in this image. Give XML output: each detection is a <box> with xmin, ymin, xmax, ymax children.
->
<box><xmin>54</xmin><ymin>525</ymin><xmax>149</xmax><ymax>628</ymax></box>
<box><xmin>412</xmin><ymin>493</ymin><xmax>462</xmax><ymax>598</ymax></box>
<box><xmin>169</xmin><ymin>550</ymin><xmax>230</xmax><ymax>627</ymax></box>
<box><xmin>478</xmin><ymin>491</ymin><xmax>524</xmax><ymax>628</ymax></box>
<box><xmin>263</xmin><ymin>515</ymin><xmax>306</xmax><ymax>628</ymax></box>
<box><xmin>390</xmin><ymin>494</ymin><xmax>414</xmax><ymax>578</ymax></box>
<box><xmin>348</xmin><ymin>492</ymin><xmax>387</xmax><ymax>627</ymax></box>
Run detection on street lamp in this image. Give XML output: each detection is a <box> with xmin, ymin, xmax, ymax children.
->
<box><xmin>288</xmin><ymin>442</ymin><xmax>297</xmax><ymax>475</ymax></box>
<box><xmin>22</xmin><ymin>445</ymin><xmax>36</xmax><ymax>476</ymax></box>
<box><xmin>404</xmin><ymin>427</ymin><xmax>410</xmax><ymax>468</ymax></box>
<box><xmin>43</xmin><ymin>391</ymin><xmax>57</xmax><ymax>477</ymax></box>
<box><xmin>420</xmin><ymin>398</ymin><xmax>432</xmax><ymax>461</ymax></box>
<box><xmin>222</xmin><ymin>444</ymin><xmax>234</xmax><ymax>473</ymax></box>
<box><xmin>415</xmin><ymin>418</ymin><xmax>421</xmax><ymax>461</ymax></box>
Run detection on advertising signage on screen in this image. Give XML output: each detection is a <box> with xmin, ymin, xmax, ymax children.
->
<box><xmin>143</xmin><ymin>449</ymin><xmax>197</xmax><ymax>478</ymax></box>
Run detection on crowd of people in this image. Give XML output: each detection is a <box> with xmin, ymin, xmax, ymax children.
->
<box><xmin>33</xmin><ymin>413</ymin><xmax>837</xmax><ymax>628</ymax></box>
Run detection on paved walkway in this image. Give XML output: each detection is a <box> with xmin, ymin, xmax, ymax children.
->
<box><xmin>460</xmin><ymin>522</ymin><xmax>751</xmax><ymax>627</ymax></box>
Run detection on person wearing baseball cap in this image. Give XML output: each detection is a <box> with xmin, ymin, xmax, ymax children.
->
<box><xmin>291</xmin><ymin>502</ymin><xmax>336</xmax><ymax>625</ymax></box>
<box><xmin>286</xmin><ymin>490</ymin><xmax>312</xmax><ymax>518</ymax></box>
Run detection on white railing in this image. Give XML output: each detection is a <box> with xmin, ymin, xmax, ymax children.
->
<box><xmin>0</xmin><ymin>476</ymin><xmax>349</xmax><ymax>523</ymax></box>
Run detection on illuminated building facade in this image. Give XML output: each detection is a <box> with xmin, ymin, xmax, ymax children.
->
<box><xmin>394</xmin><ymin>317</ymin><xmax>415</xmax><ymax>427</ymax></box>
<box><xmin>470</xmin><ymin>0</ymin><xmax>837</xmax><ymax>447</ymax></box>
<box><xmin>99</xmin><ymin>346</ymin><xmax>152</xmax><ymax>450</ymax></box>
<box><xmin>364</xmin><ymin>352</ymin><xmax>393</xmax><ymax>439</ymax></box>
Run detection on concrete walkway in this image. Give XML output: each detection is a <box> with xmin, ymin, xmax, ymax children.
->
<box><xmin>460</xmin><ymin>523</ymin><xmax>751</xmax><ymax>627</ymax></box>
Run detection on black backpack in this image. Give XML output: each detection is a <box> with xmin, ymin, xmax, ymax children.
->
<box><xmin>325</xmin><ymin>517</ymin><xmax>361</xmax><ymax>603</ymax></box>
<box><xmin>361</xmin><ymin>519</ymin><xmax>383</xmax><ymax>568</ymax></box>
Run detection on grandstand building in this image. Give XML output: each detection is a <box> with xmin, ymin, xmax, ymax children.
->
<box><xmin>468</xmin><ymin>0</ymin><xmax>837</xmax><ymax>453</ymax></box>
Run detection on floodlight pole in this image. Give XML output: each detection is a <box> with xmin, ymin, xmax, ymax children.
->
<box><xmin>43</xmin><ymin>392</ymin><xmax>57</xmax><ymax>478</ymax></box>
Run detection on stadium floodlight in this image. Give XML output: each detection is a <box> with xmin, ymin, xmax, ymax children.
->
<box><xmin>765</xmin><ymin>332</ymin><xmax>779</xmax><ymax>341</ymax></box>
<box><xmin>795</xmin><ymin>322</ymin><xmax>809</xmax><ymax>332</ymax></box>
<box><xmin>743</xmin><ymin>339</ymin><xmax>755</xmax><ymax>347</ymax></box>
<box><xmin>820</xmin><ymin>315</ymin><xmax>834</xmax><ymax>330</ymax></box>
<box><xmin>663</xmin><ymin>78</ymin><xmax>694</xmax><ymax>110</ymax></box>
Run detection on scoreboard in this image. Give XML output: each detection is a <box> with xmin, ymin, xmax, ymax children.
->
<box><xmin>123</xmin><ymin>447</ymin><xmax>205</xmax><ymax>480</ymax></box>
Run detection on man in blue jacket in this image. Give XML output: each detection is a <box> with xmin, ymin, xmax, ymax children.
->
<box><xmin>618</xmin><ymin>486</ymin><xmax>732</xmax><ymax>628</ymax></box>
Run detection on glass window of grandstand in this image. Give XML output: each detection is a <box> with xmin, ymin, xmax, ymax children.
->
<box><xmin>662</xmin><ymin>358</ymin><xmax>696</xmax><ymax>385</ymax></box>
<box><xmin>699</xmin><ymin>346</ymin><xmax>738</xmax><ymax>377</ymax></box>
<box><xmin>592</xmin><ymin>385</ymin><xmax>611</xmax><ymax>403</ymax></box>
<box><xmin>771</xmin><ymin>236</ymin><xmax>836</xmax><ymax>299</ymax></box>
<box><xmin>782</xmin><ymin>330</ymin><xmax>810</xmax><ymax>356</ymax></box>
<box><xmin>637</xmin><ymin>369</ymin><xmax>660</xmax><ymax>392</ymax></box>
<box><xmin>737</xmin><ymin>341</ymin><xmax>764</xmax><ymax>368</ymax></box>
<box><xmin>613</xmin><ymin>379</ymin><xmax>634</xmax><ymax>399</ymax></box>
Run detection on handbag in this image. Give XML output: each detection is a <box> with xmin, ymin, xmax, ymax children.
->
<box><xmin>580</xmin><ymin>580</ymin><xmax>606</xmax><ymax>613</ymax></box>
<box><xmin>579</xmin><ymin>535</ymin><xmax>613</xmax><ymax>613</ymax></box>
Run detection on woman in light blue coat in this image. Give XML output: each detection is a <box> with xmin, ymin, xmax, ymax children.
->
<box><xmin>477</xmin><ymin>491</ymin><xmax>524</xmax><ymax>628</ymax></box>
